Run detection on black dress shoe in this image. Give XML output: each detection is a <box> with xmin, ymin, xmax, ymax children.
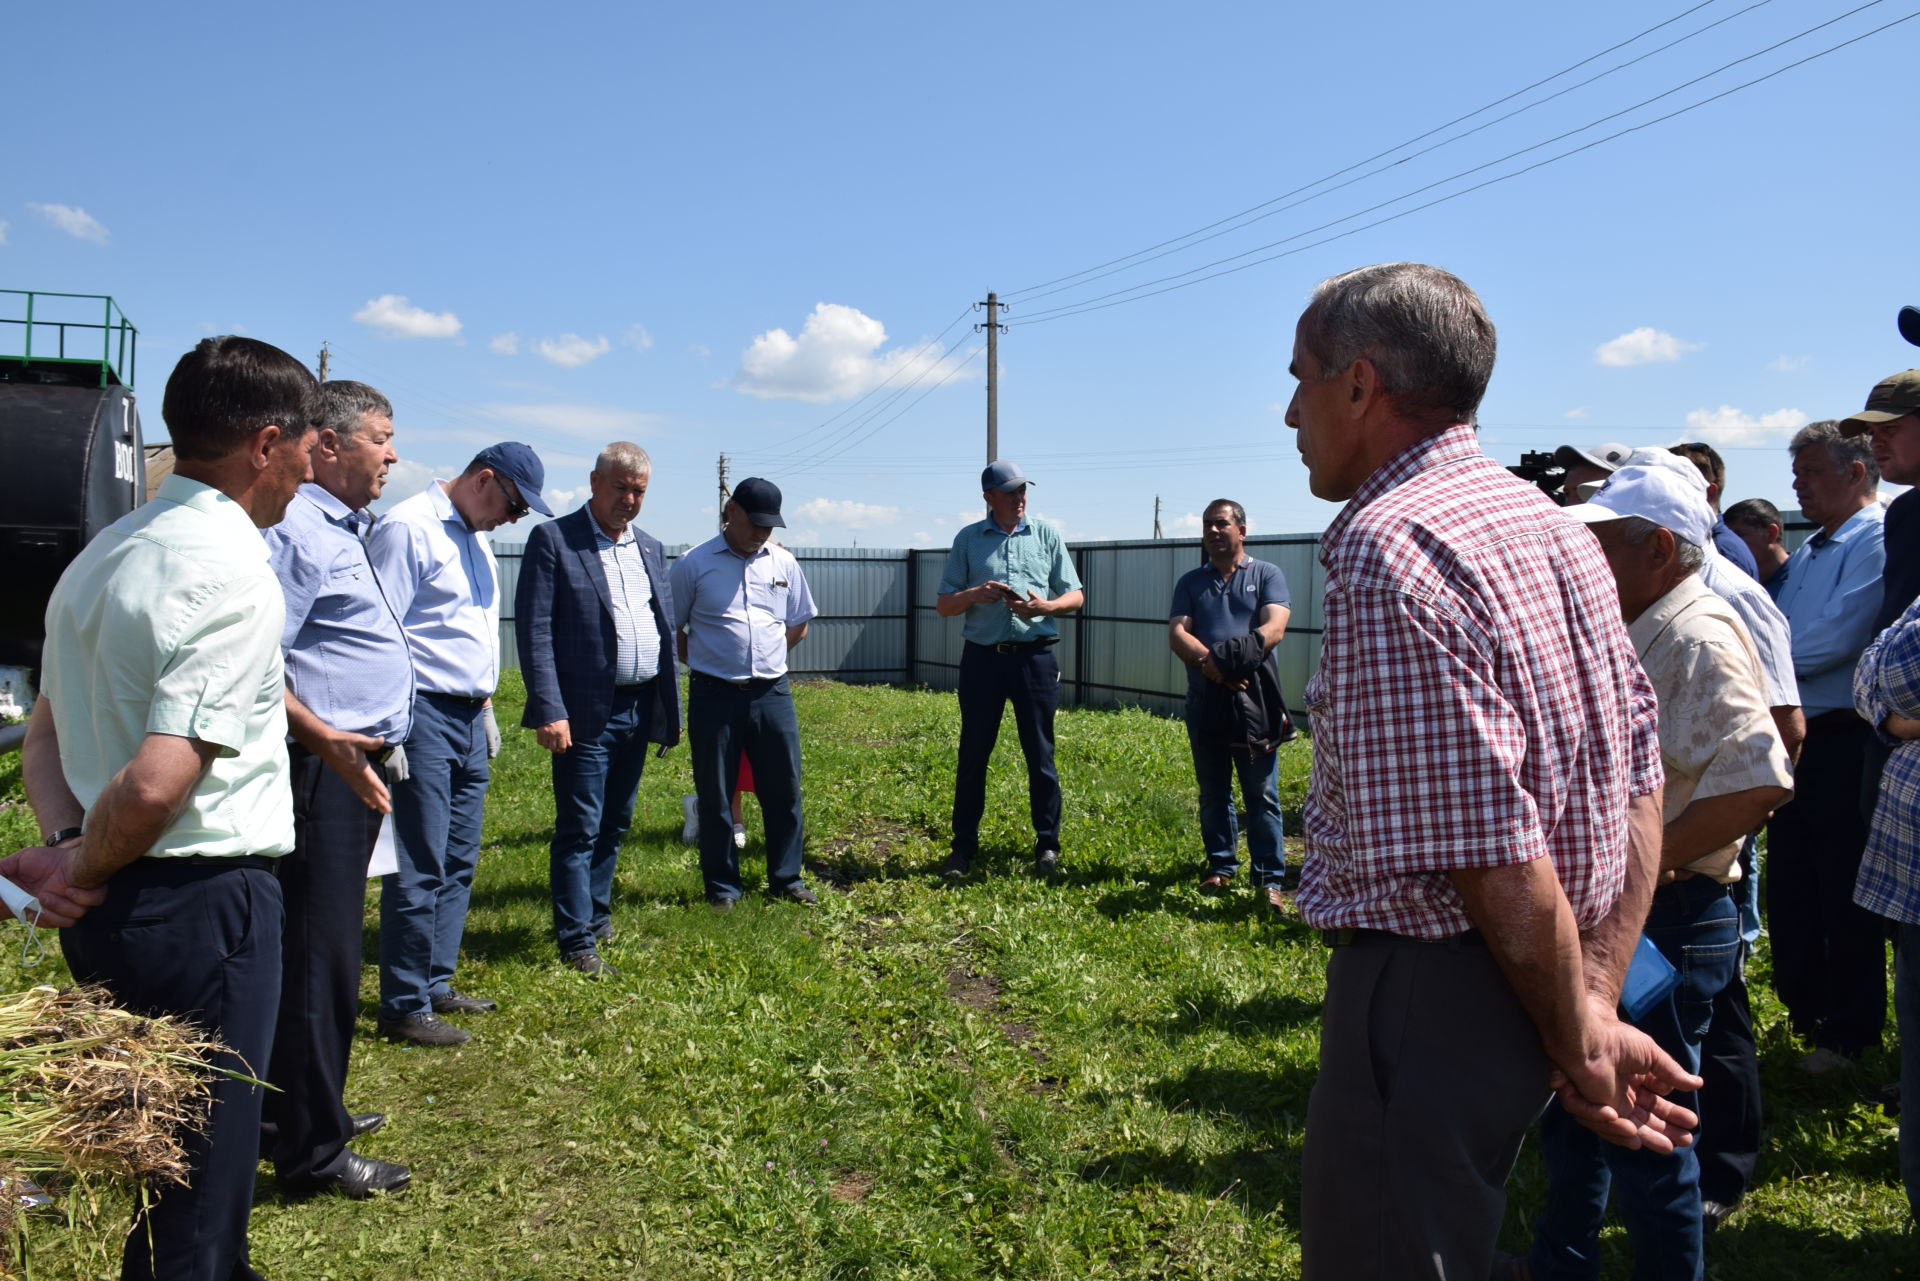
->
<box><xmin>350</xmin><ymin>1112</ymin><xmax>387</xmax><ymax>1138</ymax></box>
<box><xmin>312</xmin><ymin>1150</ymin><xmax>411</xmax><ymax>1200</ymax></box>
<box><xmin>377</xmin><ymin>1013</ymin><xmax>471</xmax><ymax>1047</ymax></box>
<box><xmin>771</xmin><ymin>883</ymin><xmax>819</xmax><ymax>906</ymax></box>
<box><xmin>431</xmin><ymin>988</ymin><xmax>497</xmax><ymax>1014</ymax></box>
<box><xmin>1033</xmin><ymin>848</ymin><xmax>1061</xmax><ymax>874</ymax></box>
<box><xmin>940</xmin><ymin>851</ymin><xmax>973</xmax><ymax>880</ymax></box>
<box><xmin>563</xmin><ymin>950</ymin><xmax>619</xmax><ymax>979</ymax></box>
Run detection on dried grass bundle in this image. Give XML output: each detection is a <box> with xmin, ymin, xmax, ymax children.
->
<box><xmin>0</xmin><ymin>984</ymin><xmax>232</xmax><ymax>1254</ymax></box>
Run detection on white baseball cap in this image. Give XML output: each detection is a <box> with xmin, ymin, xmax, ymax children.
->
<box><xmin>1561</xmin><ymin>464</ymin><xmax>1714</xmax><ymax>549</ymax></box>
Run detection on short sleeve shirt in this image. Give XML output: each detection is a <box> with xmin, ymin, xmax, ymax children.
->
<box><xmin>1628</xmin><ymin>574</ymin><xmax>1794</xmax><ymax>880</ymax></box>
<box><xmin>938</xmin><ymin>517</ymin><xmax>1082</xmax><ymax>645</ymax></box>
<box><xmin>668</xmin><ymin>535</ymin><xmax>818</xmax><ymax>681</ymax></box>
<box><xmin>1169</xmin><ymin>556</ymin><xmax>1291</xmax><ymax>696</ymax></box>
<box><xmin>1296</xmin><ymin>426</ymin><xmax>1664</xmax><ymax>939</ymax></box>
<box><xmin>41</xmin><ymin>474</ymin><xmax>294</xmax><ymax>859</ymax></box>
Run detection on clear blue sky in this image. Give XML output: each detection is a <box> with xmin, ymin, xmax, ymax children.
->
<box><xmin>8</xmin><ymin>1</ymin><xmax>1915</xmax><ymax>545</ymax></box>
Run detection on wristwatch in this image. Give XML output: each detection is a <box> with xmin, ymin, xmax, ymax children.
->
<box><xmin>43</xmin><ymin>827</ymin><xmax>82</xmax><ymax>846</ymax></box>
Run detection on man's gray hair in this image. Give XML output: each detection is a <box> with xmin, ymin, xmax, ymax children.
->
<box><xmin>1617</xmin><ymin>515</ymin><xmax>1705</xmax><ymax>572</ymax></box>
<box><xmin>595</xmin><ymin>441</ymin><xmax>651</xmax><ymax>477</ymax></box>
<box><xmin>1300</xmin><ymin>262</ymin><xmax>1497</xmax><ymax>425</ymax></box>
<box><xmin>319</xmin><ymin>380</ymin><xmax>392</xmax><ymax>441</ymax></box>
<box><xmin>1788</xmin><ymin>419</ymin><xmax>1878</xmax><ymax>485</ymax></box>
<box><xmin>1205</xmin><ymin>498</ymin><xmax>1247</xmax><ymax>528</ymax></box>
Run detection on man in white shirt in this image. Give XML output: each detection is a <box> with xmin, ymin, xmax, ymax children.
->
<box><xmin>668</xmin><ymin>477</ymin><xmax>819</xmax><ymax>910</ymax></box>
<box><xmin>367</xmin><ymin>442</ymin><xmax>547</xmax><ymax>1045</ymax></box>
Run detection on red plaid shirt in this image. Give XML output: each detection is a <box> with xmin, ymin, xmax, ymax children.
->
<box><xmin>1297</xmin><ymin>425</ymin><xmax>1663</xmax><ymax>938</ymax></box>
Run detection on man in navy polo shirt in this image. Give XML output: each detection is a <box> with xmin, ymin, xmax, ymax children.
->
<box><xmin>935</xmin><ymin>460</ymin><xmax>1084</xmax><ymax>878</ymax></box>
<box><xmin>1169</xmin><ymin>499</ymin><xmax>1292</xmax><ymax>908</ymax></box>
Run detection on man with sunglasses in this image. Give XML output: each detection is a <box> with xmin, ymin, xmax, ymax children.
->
<box><xmin>367</xmin><ymin>443</ymin><xmax>550</xmax><ymax>1046</ymax></box>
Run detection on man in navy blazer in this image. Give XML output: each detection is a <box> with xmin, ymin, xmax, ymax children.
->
<box><xmin>515</xmin><ymin>442</ymin><xmax>681</xmax><ymax>976</ymax></box>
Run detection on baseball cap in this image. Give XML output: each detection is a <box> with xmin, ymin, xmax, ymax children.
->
<box><xmin>1552</xmin><ymin>442</ymin><xmax>1632</xmax><ymax>473</ymax></box>
<box><xmin>1561</xmin><ymin>464</ymin><xmax>1714</xmax><ymax>548</ymax></box>
<box><xmin>980</xmin><ymin>460</ymin><xmax>1033</xmax><ymax>493</ymax></box>
<box><xmin>477</xmin><ymin>441</ymin><xmax>553</xmax><ymax>516</ymax></box>
<box><xmin>1838</xmin><ymin>370</ymin><xmax>1920</xmax><ymax>436</ymax></box>
<box><xmin>730</xmin><ymin>476</ymin><xmax>786</xmax><ymax>527</ymax></box>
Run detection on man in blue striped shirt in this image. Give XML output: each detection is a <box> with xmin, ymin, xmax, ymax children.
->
<box><xmin>516</xmin><ymin>443</ymin><xmax>680</xmax><ymax>976</ymax></box>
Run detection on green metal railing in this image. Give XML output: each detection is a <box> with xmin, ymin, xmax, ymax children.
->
<box><xmin>0</xmin><ymin>289</ymin><xmax>138</xmax><ymax>388</ymax></box>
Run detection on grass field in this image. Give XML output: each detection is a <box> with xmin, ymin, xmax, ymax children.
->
<box><xmin>0</xmin><ymin>675</ymin><xmax>1913</xmax><ymax>1279</ymax></box>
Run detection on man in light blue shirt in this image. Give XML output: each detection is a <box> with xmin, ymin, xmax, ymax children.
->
<box><xmin>20</xmin><ymin>335</ymin><xmax>317</xmax><ymax>1280</ymax></box>
<box><xmin>669</xmin><ymin>477</ymin><xmax>818</xmax><ymax>908</ymax></box>
<box><xmin>935</xmin><ymin>460</ymin><xmax>1084</xmax><ymax>878</ymax></box>
<box><xmin>1768</xmin><ymin>419</ymin><xmax>1889</xmax><ymax>1069</ymax></box>
<box><xmin>366</xmin><ymin>442</ymin><xmax>547</xmax><ymax>1045</ymax></box>
<box><xmin>260</xmin><ymin>380</ymin><xmax>412</xmax><ymax>1199</ymax></box>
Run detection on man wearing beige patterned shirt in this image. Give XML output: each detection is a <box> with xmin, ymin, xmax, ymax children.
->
<box><xmin>1529</xmin><ymin>465</ymin><xmax>1793</xmax><ymax>1278</ymax></box>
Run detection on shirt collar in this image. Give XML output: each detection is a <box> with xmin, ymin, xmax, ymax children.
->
<box><xmin>593</xmin><ymin>518</ymin><xmax>635</xmax><ymax>547</ymax></box>
<box><xmin>297</xmin><ymin>481</ymin><xmax>367</xmax><ymax>527</ymax></box>
<box><xmin>1208</xmin><ymin>553</ymin><xmax>1253</xmax><ymax>579</ymax></box>
<box><xmin>153</xmin><ymin>473</ymin><xmax>271</xmax><ymax>556</ymax></box>
<box><xmin>1319</xmin><ymin>424</ymin><xmax>1479</xmax><ymax>562</ymax></box>
<box><xmin>1627</xmin><ymin>572</ymin><xmax>1715</xmax><ymax>657</ymax></box>
<box><xmin>1810</xmin><ymin>501</ymin><xmax>1884</xmax><ymax>550</ymax></box>
<box><xmin>983</xmin><ymin>516</ymin><xmax>1027</xmax><ymax>537</ymax></box>
<box><xmin>427</xmin><ymin>478</ymin><xmax>474</xmax><ymax>533</ymax></box>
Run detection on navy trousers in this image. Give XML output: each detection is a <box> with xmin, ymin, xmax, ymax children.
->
<box><xmin>63</xmin><ymin>858</ymin><xmax>283</xmax><ymax>1281</ymax></box>
<box><xmin>380</xmin><ymin>691</ymin><xmax>490</xmax><ymax>1020</ymax></box>
<box><xmin>262</xmin><ymin>744</ymin><xmax>383</xmax><ymax>1190</ymax></box>
<box><xmin>686</xmin><ymin>672</ymin><xmax>805</xmax><ymax>902</ymax></box>
<box><xmin>952</xmin><ymin>640</ymin><xmax>1062</xmax><ymax>857</ymax></box>
<box><xmin>549</xmin><ymin>682</ymin><xmax>655</xmax><ymax>955</ymax></box>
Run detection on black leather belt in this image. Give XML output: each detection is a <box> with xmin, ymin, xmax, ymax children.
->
<box><xmin>422</xmin><ymin>691</ymin><xmax>489</xmax><ymax>708</ymax></box>
<box><xmin>691</xmin><ymin>670</ymin><xmax>779</xmax><ymax>690</ymax></box>
<box><xmin>969</xmin><ymin>638</ymin><xmax>1059</xmax><ymax>655</ymax></box>
<box><xmin>1321</xmin><ymin>927</ymin><xmax>1485</xmax><ymax>948</ymax></box>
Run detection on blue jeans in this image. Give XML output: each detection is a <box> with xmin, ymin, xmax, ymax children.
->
<box><xmin>550</xmin><ymin>683</ymin><xmax>654</xmax><ymax>957</ymax></box>
<box><xmin>1898</xmin><ymin>921</ymin><xmax>1920</xmax><ymax>1222</ymax></box>
<box><xmin>1186</xmin><ymin>709</ymin><xmax>1285</xmax><ymax>884</ymax></box>
<box><xmin>687</xmin><ymin>672</ymin><xmax>805</xmax><ymax>902</ymax></box>
<box><xmin>380</xmin><ymin>692</ymin><xmax>490</xmax><ymax>1019</ymax></box>
<box><xmin>952</xmin><ymin>641</ymin><xmax>1061</xmax><ymax>856</ymax></box>
<box><xmin>1529</xmin><ymin>875</ymin><xmax>1741</xmax><ymax>1281</ymax></box>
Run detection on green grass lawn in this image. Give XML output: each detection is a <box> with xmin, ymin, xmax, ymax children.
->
<box><xmin>1</xmin><ymin>675</ymin><xmax>1913</xmax><ymax>1278</ymax></box>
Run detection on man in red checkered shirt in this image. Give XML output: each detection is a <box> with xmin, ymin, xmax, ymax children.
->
<box><xmin>1283</xmin><ymin>263</ymin><xmax>1697</xmax><ymax>1281</ymax></box>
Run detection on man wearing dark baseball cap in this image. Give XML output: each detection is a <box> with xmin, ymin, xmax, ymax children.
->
<box><xmin>668</xmin><ymin>477</ymin><xmax>821</xmax><ymax>908</ymax></box>
<box><xmin>934</xmin><ymin>460</ymin><xmax>1084</xmax><ymax>878</ymax></box>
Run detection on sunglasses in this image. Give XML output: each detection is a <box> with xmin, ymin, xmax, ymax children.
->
<box><xmin>494</xmin><ymin>474</ymin><xmax>529</xmax><ymax>519</ymax></box>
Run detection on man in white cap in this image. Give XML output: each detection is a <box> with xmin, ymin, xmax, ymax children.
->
<box><xmin>1518</xmin><ymin>465</ymin><xmax>1792</xmax><ymax>1279</ymax></box>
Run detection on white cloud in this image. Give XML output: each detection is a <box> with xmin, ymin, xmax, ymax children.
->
<box><xmin>782</xmin><ymin>529</ymin><xmax>823</xmax><ymax>547</ymax></box>
<box><xmin>369</xmin><ymin>458</ymin><xmax>437</xmax><ymax>514</ymax></box>
<box><xmin>795</xmin><ymin>497</ymin><xmax>902</xmax><ymax>529</ymax></box>
<box><xmin>912</xmin><ymin>530</ymin><xmax>933</xmax><ymax>545</ymax></box>
<box><xmin>29</xmin><ymin>203</ymin><xmax>109</xmax><ymax>243</ymax></box>
<box><xmin>1594</xmin><ymin>327</ymin><xmax>1702</xmax><ymax>367</ymax></box>
<box><xmin>533</xmin><ymin>333</ymin><xmax>611</xmax><ymax>367</ymax></box>
<box><xmin>735</xmin><ymin>302</ymin><xmax>979</xmax><ymax>402</ymax></box>
<box><xmin>1681</xmin><ymin>405</ymin><xmax>1809</xmax><ymax>448</ymax></box>
<box><xmin>1769</xmin><ymin>354</ymin><xmax>1810</xmax><ymax>373</ymax></box>
<box><xmin>490</xmin><ymin>332</ymin><xmax>520</xmax><ymax>355</ymax></box>
<box><xmin>623</xmin><ymin>325</ymin><xmax>653</xmax><ymax>351</ymax></box>
<box><xmin>1564</xmin><ymin>406</ymin><xmax>1591</xmax><ymax>419</ymax></box>
<box><xmin>1168</xmin><ymin>511</ymin><xmax>1204</xmax><ymax>536</ymax></box>
<box><xmin>689</xmin><ymin>343</ymin><xmax>711</xmax><ymax>358</ymax></box>
<box><xmin>354</xmin><ymin>294</ymin><xmax>462</xmax><ymax>340</ymax></box>
<box><xmin>543</xmin><ymin>483</ymin><xmax>590</xmax><ymax>514</ymax></box>
<box><xmin>477</xmin><ymin>401</ymin><xmax>661</xmax><ymax>439</ymax></box>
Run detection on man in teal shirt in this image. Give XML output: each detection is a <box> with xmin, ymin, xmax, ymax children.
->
<box><xmin>935</xmin><ymin>461</ymin><xmax>1084</xmax><ymax>877</ymax></box>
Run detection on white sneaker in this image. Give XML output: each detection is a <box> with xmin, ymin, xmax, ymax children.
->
<box><xmin>732</xmin><ymin>823</ymin><xmax>747</xmax><ymax>849</ymax></box>
<box><xmin>680</xmin><ymin>794</ymin><xmax>699</xmax><ymax>845</ymax></box>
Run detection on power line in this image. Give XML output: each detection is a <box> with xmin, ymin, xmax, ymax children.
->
<box><xmin>1010</xmin><ymin>3</ymin><xmax>1914</xmax><ymax>328</ymax></box>
<box><xmin>746</xmin><ymin>331</ymin><xmax>981</xmax><ymax>470</ymax></box>
<box><xmin>998</xmin><ymin>0</ymin><xmax>1733</xmax><ymax>301</ymax></box>
<box><xmin>778</xmin><ymin>347</ymin><xmax>987</xmax><ymax>479</ymax></box>
<box><xmin>1004</xmin><ymin>0</ymin><xmax>1775</xmax><ymax>310</ymax></box>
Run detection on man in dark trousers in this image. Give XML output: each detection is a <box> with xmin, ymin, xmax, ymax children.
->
<box><xmin>260</xmin><ymin>379</ymin><xmax>412</xmax><ymax>1198</ymax></box>
<box><xmin>516</xmin><ymin>441</ymin><xmax>680</xmax><ymax>975</ymax></box>
<box><xmin>1168</xmin><ymin>498</ymin><xmax>1292</xmax><ymax>908</ymax></box>
<box><xmin>20</xmin><ymin>335</ymin><xmax>319</xmax><ymax>1279</ymax></box>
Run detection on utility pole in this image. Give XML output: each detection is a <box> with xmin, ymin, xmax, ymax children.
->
<box><xmin>317</xmin><ymin>341</ymin><xmax>330</xmax><ymax>382</ymax></box>
<box><xmin>975</xmin><ymin>292</ymin><xmax>1005</xmax><ymax>463</ymax></box>
<box><xmin>1153</xmin><ymin>496</ymin><xmax>1163</xmax><ymax>539</ymax></box>
<box><xmin>717</xmin><ymin>453</ymin><xmax>730</xmax><ymax>532</ymax></box>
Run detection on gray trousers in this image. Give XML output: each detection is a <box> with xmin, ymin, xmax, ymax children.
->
<box><xmin>1302</xmin><ymin>932</ymin><xmax>1552</xmax><ymax>1280</ymax></box>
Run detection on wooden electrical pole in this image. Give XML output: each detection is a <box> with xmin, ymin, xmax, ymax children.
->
<box><xmin>1153</xmin><ymin>496</ymin><xmax>1163</xmax><ymax>539</ymax></box>
<box><xmin>317</xmin><ymin>342</ymin><xmax>331</xmax><ymax>382</ymax></box>
<box><xmin>717</xmin><ymin>453</ymin><xmax>730</xmax><ymax>532</ymax></box>
<box><xmin>976</xmin><ymin>292</ymin><xmax>1005</xmax><ymax>463</ymax></box>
